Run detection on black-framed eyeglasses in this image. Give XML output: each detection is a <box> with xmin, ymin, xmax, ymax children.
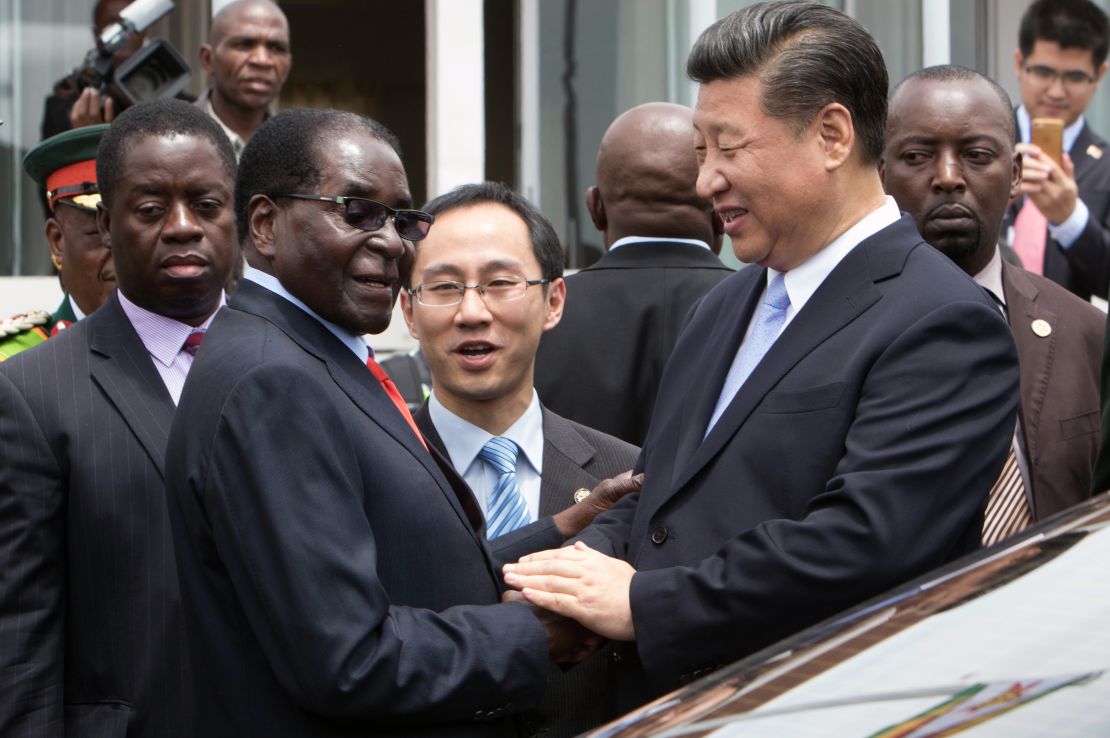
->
<box><xmin>1023</xmin><ymin>64</ymin><xmax>1097</xmax><ymax>90</ymax></box>
<box><xmin>275</xmin><ymin>194</ymin><xmax>435</xmax><ymax>241</ymax></box>
<box><xmin>409</xmin><ymin>275</ymin><xmax>550</xmax><ymax>307</ymax></box>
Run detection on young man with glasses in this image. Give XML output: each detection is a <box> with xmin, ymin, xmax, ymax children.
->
<box><xmin>1009</xmin><ymin>0</ymin><xmax>1110</xmax><ymax>301</ymax></box>
<box><xmin>400</xmin><ymin>181</ymin><xmax>639</xmax><ymax>738</ymax></box>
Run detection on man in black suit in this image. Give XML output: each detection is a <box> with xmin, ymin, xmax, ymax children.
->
<box><xmin>165</xmin><ymin>109</ymin><xmax>585</xmax><ymax>737</ymax></box>
<box><xmin>401</xmin><ymin>182</ymin><xmax>639</xmax><ymax>737</ymax></box>
<box><xmin>1006</xmin><ymin>0</ymin><xmax>1110</xmax><ymax>301</ymax></box>
<box><xmin>0</xmin><ymin>98</ymin><xmax>237</xmax><ymax>737</ymax></box>
<box><xmin>535</xmin><ymin>102</ymin><xmax>732</xmax><ymax>446</ymax></box>
<box><xmin>504</xmin><ymin>1</ymin><xmax>1020</xmax><ymax>717</ymax></box>
<box><xmin>882</xmin><ymin>65</ymin><xmax>1102</xmax><ymax>539</ymax></box>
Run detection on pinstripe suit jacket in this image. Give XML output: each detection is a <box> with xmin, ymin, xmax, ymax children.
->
<box><xmin>415</xmin><ymin>404</ymin><xmax>638</xmax><ymax>738</ymax></box>
<box><xmin>0</xmin><ymin>292</ymin><xmax>191</xmax><ymax>738</ymax></box>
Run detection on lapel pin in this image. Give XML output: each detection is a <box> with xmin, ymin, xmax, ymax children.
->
<box><xmin>1031</xmin><ymin>319</ymin><xmax>1052</xmax><ymax>338</ymax></box>
<box><xmin>1087</xmin><ymin>144</ymin><xmax>1103</xmax><ymax>160</ymax></box>
<box><xmin>573</xmin><ymin>487</ymin><xmax>591</xmax><ymax>504</ymax></box>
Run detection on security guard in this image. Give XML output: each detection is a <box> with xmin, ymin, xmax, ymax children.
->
<box><xmin>0</xmin><ymin>124</ymin><xmax>113</xmax><ymax>361</ymax></box>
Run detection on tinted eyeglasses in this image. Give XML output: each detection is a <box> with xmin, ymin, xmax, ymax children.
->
<box><xmin>276</xmin><ymin>194</ymin><xmax>435</xmax><ymax>241</ymax></box>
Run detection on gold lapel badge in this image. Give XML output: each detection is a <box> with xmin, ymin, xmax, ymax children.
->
<box><xmin>573</xmin><ymin>487</ymin><xmax>591</xmax><ymax>504</ymax></box>
<box><xmin>1031</xmin><ymin>318</ymin><xmax>1052</xmax><ymax>338</ymax></box>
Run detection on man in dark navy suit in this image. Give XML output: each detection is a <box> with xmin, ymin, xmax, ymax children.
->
<box><xmin>505</xmin><ymin>1</ymin><xmax>1020</xmax><ymax>718</ymax></box>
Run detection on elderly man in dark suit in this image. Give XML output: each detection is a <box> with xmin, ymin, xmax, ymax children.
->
<box><xmin>535</xmin><ymin>102</ymin><xmax>732</xmax><ymax>446</ymax></box>
<box><xmin>504</xmin><ymin>1</ymin><xmax>1020</xmax><ymax>718</ymax></box>
<box><xmin>882</xmin><ymin>65</ymin><xmax>1102</xmax><ymax>539</ymax></box>
<box><xmin>0</xmin><ymin>98</ymin><xmax>237</xmax><ymax>737</ymax></box>
<box><xmin>400</xmin><ymin>182</ymin><xmax>639</xmax><ymax>737</ymax></box>
<box><xmin>165</xmin><ymin>110</ymin><xmax>591</xmax><ymax>738</ymax></box>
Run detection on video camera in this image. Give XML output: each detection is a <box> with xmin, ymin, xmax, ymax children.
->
<box><xmin>69</xmin><ymin>0</ymin><xmax>191</xmax><ymax>110</ymax></box>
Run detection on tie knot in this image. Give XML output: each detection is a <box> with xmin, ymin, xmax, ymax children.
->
<box><xmin>764</xmin><ymin>273</ymin><xmax>790</xmax><ymax>311</ymax></box>
<box><xmin>182</xmin><ymin>329</ymin><xmax>206</xmax><ymax>356</ymax></box>
<box><xmin>479</xmin><ymin>436</ymin><xmax>519</xmax><ymax>474</ymax></box>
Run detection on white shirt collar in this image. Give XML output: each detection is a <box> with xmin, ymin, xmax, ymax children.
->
<box><xmin>242</xmin><ymin>266</ymin><xmax>370</xmax><ymax>363</ymax></box>
<box><xmin>69</xmin><ymin>294</ymin><xmax>86</xmax><ymax>321</ymax></box>
<box><xmin>608</xmin><ymin>236</ymin><xmax>712</xmax><ymax>252</ymax></box>
<box><xmin>771</xmin><ymin>196</ymin><xmax>901</xmax><ymax>317</ymax></box>
<box><xmin>117</xmin><ymin>289</ymin><xmax>225</xmax><ymax>368</ymax></box>
<box><xmin>1016</xmin><ymin>105</ymin><xmax>1085</xmax><ymax>153</ymax></box>
<box><xmin>971</xmin><ymin>246</ymin><xmax>1006</xmax><ymax>307</ymax></box>
<box><xmin>427</xmin><ymin>389</ymin><xmax>545</xmax><ymax>477</ymax></box>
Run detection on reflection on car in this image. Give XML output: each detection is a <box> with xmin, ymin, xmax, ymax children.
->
<box><xmin>587</xmin><ymin>493</ymin><xmax>1110</xmax><ymax>737</ymax></box>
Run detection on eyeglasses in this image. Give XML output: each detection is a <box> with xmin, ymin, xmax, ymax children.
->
<box><xmin>276</xmin><ymin>194</ymin><xmax>435</xmax><ymax>241</ymax></box>
<box><xmin>1023</xmin><ymin>64</ymin><xmax>1097</xmax><ymax>90</ymax></box>
<box><xmin>409</xmin><ymin>275</ymin><xmax>550</xmax><ymax>307</ymax></box>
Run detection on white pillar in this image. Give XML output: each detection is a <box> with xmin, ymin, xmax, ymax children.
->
<box><xmin>425</xmin><ymin>0</ymin><xmax>485</xmax><ymax>199</ymax></box>
<box><xmin>922</xmin><ymin>0</ymin><xmax>951</xmax><ymax>68</ymax></box>
<box><xmin>518</xmin><ymin>0</ymin><xmax>540</xmax><ymax>204</ymax></box>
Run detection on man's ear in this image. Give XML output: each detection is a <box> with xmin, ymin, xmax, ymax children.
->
<box><xmin>1013</xmin><ymin>48</ymin><xmax>1025</xmax><ymax>78</ymax></box>
<box><xmin>1011</xmin><ymin>151</ymin><xmax>1024</xmax><ymax>200</ymax></box>
<box><xmin>95</xmin><ymin>202</ymin><xmax>111</xmax><ymax>251</ymax></box>
<box><xmin>199</xmin><ymin>44</ymin><xmax>214</xmax><ymax>74</ymax></box>
<box><xmin>399</xmin><ymin>290</ymin><xmax>420</xmax><ymax>340</ymax></box>
<box><xmin>1097</xmin><ymin>60</ymin><xmax>1109</xmax><ymax>83</ymax></box>
<box><xmin>543</xmin><ymin>277</ymin><xmax>567</xmax><ymax>332</ymax></box>
<box><xmin>586</xmin><ymin>186</ymin><xmax>606</xmax><ymax>232</ymax></box>
<box><xmin>878</xmin><ymin>156</ymin><xmax>887</xmax><ymax>187</ymax></box>
<box><xmin>815</xmin><ymin>102</ymin><xmax>854</xmax><ymax>172</ymax></box>
<box><xmin>45</xmin><ymin>217</ymin><xmax>65</xmax><ymax>264</ymax></box>
<box><xmin>249</xmin><ymin>195</ymin><xmax>278</xmax><ymax>260</ymax></box>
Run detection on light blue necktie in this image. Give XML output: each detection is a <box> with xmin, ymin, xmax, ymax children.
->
<box><xmin>705</xmin><ymin>272</ymin><xmax>791</xmax><ymax>436</ymax></box>
<box><xmin>479</xmin><ymin>436</ymin><xmax>532</xmax><ymax>539</ymax></box>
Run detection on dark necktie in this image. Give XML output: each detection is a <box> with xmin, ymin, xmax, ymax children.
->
<box><xmin>366</xmin><ymin>356</ymin><xmax>428</xmax><ymax>450</ymax></box>
<box><xmin>182</xmin><ymin>329</ymin><xmax>205</xmax><ymax>356</ymax></box>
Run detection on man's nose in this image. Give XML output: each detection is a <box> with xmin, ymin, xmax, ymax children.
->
<box><xmin>163</xmin><ymin>202</ymin><xmax>204</xmax><ymax>241</ymax></box>
<box><xmin>933</xmin><ymin>151</ymin><xmax>966</xmax><ymax>192</ymax></box>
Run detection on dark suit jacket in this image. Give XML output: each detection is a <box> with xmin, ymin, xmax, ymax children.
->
<box><xmin>535</xmin><ymin>242</ymin><xmax>733</xmax><ymax>446</ymax></box>
<box><xmin>415</xmin><ymin>403</ymin><xmax>638</xmax><ymax>738</ymax></box>
<box><xmin>1004</xmin><ymin>120</ymin><xmax>1110</xmax><ymax>301</ymax></box>
<box><xmin>164</xmin><ymin>280</ymin><xmax>549</xmax><ymax>737</ymax></box>
<box><xmin>1002</xmin><ymin>261</ymin><xmax>1102</xmax><ymax>518</ymax></box>
<box><xmin>576</xmin><ymin>216</ymin><xmax>1020</xmax><ymax>714</ymax></box>
<box><xmin>0</xmin><ymin>292</ymin><xmax>192</xmax><ymax>737</ymax></box>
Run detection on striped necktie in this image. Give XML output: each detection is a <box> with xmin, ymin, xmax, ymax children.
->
<box><xmin>479</xmin><ymin>436</ymin><xmax>532</xmax><ymax>539</ymax></box>
<box><xmin>982</xmin><ymin>442</ymin><xmax>1032</xmax><ymax>546</ymax></box>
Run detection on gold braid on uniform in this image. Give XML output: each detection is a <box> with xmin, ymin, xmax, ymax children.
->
<box><xmin>0</xmin><ymin>310</ymin><xmax>51</xmax><ymax>338</ymax></box>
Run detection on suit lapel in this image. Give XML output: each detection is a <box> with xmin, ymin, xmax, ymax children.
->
<box><xmin>539</xmin><ymin>408</ymin><xmax>600</xmax><ymax>516</ymax></box>
<box><xmin>87</xmin><ymin>294</ymin><xmax>176</xmax><ymax>476</ymax></box>
<box><xmin>1001</xmin><ymin>261</ymin><xmax>1053</xmax><ymax>502</ymax></box>
<box><xmin>233</xmin><ymin>281</ymin><xmax>488</xmax><ymax>546</ymax></box>
<box><xmin>670</xmin><ymin>219</ymin><xmax>911</xmax><ymax>495</ymax></box>
<box><xmin>413</xmin><ymin>403</ymin><xmax>488</xmax><ymax>533</ymax></box>
<box><xmin>671</xmin><ymin>269</ymin><xmax>764</xmax><ymax>479</ymax></box>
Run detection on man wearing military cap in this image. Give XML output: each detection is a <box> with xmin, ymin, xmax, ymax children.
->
<box><xmin>0</xmin><ymin>124</ymin><xmax>114</xmax><ymax>361</ymax></box>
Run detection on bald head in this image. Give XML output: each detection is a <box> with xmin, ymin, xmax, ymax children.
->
<box><xmin>209</xmin><ymin>0</ymin><xmax>288</xmax><ymax>45</ymax></box>
<box><xmin>588</xmin><ymin>102</ymin><xmax>720</xmax><ymax>251</ymax></box>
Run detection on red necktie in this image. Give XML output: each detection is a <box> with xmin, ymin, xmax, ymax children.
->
<box><xmin>1012</xmin><ymin>198</ymin><xmax>1048</xmax><ymax>275</ymax></box>
<box><xmin>182</xmin><ymin>330</ymin><xmax>205</xmax><ymax>356</ymax></box>
<box><xmin>366</xmin><ymin>356</ymin><xmax>428</xmax><ymax>450</ymax></box>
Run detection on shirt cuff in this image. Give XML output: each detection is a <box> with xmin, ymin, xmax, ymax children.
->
<box><xmin>1049</xmin><ymin>198</ymin><xmax>1089</xmax><ymax>248</ymax></box>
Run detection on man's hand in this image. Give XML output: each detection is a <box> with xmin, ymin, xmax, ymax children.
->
<box><xmin>1016</xmin><ymin>142</ymin><xmax>1079</xmax><ymax>224</ymax></box>
<box><xmin>552</xmin><ymin>471</ymin><xmax>643</xmax><ymax>539</ymax></box>
<box><xmin>503</xmin><ymin>541</ymin><xmax>636</xmax><ymax>641</ymax></box>
<box><xmin>69</xmin><ymin>87</ymin><xmax>116</xmax><ymax>129</ymax></box>
<box><xmin>502</xmin><ymin>589</ymin><xmax>603</xmax><ymax>663</ymax></box>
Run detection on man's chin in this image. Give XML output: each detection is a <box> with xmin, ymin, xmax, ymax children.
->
<box><xmin>929</xmin><ymin>235</ymin><xmax>982</xmax><ymax>262</ymax></box>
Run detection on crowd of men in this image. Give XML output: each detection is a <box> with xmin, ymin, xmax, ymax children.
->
<box><xmin>1</xmin><ymin>0</ymin><xmax>1109</xmax><ymax>735</ymax></box>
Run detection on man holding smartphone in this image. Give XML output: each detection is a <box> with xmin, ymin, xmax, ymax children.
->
<box><xmin>1009</xmin><ymin>0</ymin><xmax>1110</xmax><ymax>302</ymax></box>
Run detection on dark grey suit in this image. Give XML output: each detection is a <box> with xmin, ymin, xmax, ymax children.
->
<box><xmin>415</xmin><ymin>404</ymin><xmax>638</xmax><ymax>738</ymax></box>
<box><xmin>0</xmin><ymin>292</ymin><xmax>191</xmax><ymax>738</ymax></box>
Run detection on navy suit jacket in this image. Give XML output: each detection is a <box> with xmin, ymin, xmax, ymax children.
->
<box><xmin>164</xmin><ymin>280</ymin><xmax>549</xmax><ymax>737</ymax></box>
<box><xmin>1005</xmin><ymin>120</ymin><xmax>1110</xmax><ymax>301</ymax></box>
<box><xmin>576</xmin><ymin>216</ymin><xmax>1021</xmax><ymax>713</ymax></box>
<box><xmin>0</xmin><ymin>293</ymin><xmax>192</xmax><ymax>737</ymax></box>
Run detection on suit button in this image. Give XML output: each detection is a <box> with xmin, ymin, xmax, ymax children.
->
<box><xmin>651</xmin><ymin>527</ymin><xmax>668</xmax><ymax>544</ymax></box>
<box><xmin>611</xmin><ymin>650</ymin><xmax>622</xmax><ymax>663</ymax></box>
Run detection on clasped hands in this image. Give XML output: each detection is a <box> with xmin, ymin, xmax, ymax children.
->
<box><xmin>503</xmin><ymin>541</ymin><xmax>636</xmax><ymax>664</ymax></box>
